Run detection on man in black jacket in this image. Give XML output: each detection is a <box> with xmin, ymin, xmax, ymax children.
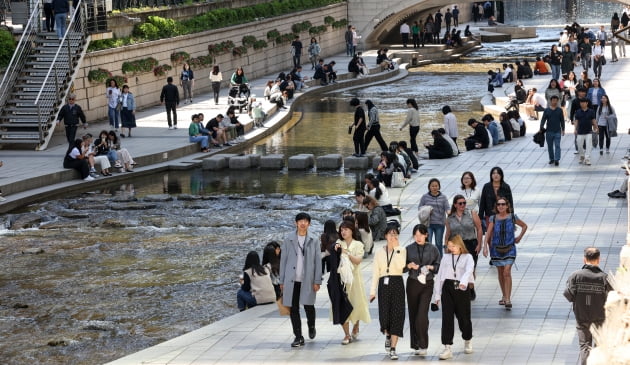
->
<box><xmin>160</xmin><ymin>76</ymin><xmax>179</xmax><ymax>129</ymax></box>
<box><xmin>564</xmin><ymin>247</ymin><xmax>612</xmax><ymax>365</ymax></box>
<box><xmin>56</xmin><ymin>93</ymin><xmax>87</xmax><ymax>145</ymax></box>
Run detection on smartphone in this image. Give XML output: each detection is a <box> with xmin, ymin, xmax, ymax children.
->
<box><xmin>370</xmin><ymin>297</ymin><xmax>375</xmax><ymax>303</ymax></box>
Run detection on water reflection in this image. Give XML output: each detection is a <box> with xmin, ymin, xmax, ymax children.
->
<box><xmin>504</xmin><ymin>0</ymin><xmax>620</xmax><ymax>25</ymax></box>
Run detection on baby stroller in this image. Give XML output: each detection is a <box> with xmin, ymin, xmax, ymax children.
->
<box><xmin>228</xmin><ymin>83</ymin><xmax>250</xmax><ymax>113</ymax></box>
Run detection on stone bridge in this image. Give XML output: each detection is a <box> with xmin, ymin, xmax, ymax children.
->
<box><xmin>347</xmin><ymin>0</ymin><xmax>630</xmax><ymax>47</ymax></box>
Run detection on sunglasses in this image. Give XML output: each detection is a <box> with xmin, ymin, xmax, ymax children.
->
<box><xmin>497</xmin><ymin>202</ymin><xmax>507</xmax><ymax>206</ymax></box>
<box><xmin>456</xmin><ymin>201</ymin><xmax>466</xmax><ymax>205</ymax></box>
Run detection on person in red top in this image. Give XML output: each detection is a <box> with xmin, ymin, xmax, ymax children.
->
<box><xmin>534</xmin><ymin>56</ymin><xmax>550</xmax><ymax>75</ymax></box>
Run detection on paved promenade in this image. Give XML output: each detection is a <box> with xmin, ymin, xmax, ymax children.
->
<box><xmin>104</xmin><ymin>56</ymin><xmax>630</xmax><ymax>363</ymax></box>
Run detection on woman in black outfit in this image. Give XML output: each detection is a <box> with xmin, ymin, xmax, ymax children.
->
<box><xmin>348</xmin><ymin>98</ymin><xmax>366</xmax><ymax>157</ymax></box>
<box><xmin>320</xmin><ymin>220</ymin><xmax>339</xmax><ymax>274</ymax></box>
<box><xmin>405</xmin><ymin>224</ymin><xmax>441</xmax><ymax>356</ymax></box>
<box><xmin>478</xmin><ymin>166</ymin><xmax>514</xmax><ymax>231</ymax></box>
<box><xmin>425</xmin><ymin>129</ymin><xmax>454</xmax><ymax>159</ymax></box>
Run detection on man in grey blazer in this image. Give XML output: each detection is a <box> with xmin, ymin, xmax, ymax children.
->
<box><xmin>280</xmin><ymin>212</ymin><xmax>323</xmax><ymax>347</ymax></box>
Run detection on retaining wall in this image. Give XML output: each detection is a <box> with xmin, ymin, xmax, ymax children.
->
<box><xmin>76</xmin><ymin>3</ymin><xmax>347</xmax><ymax>122</ymax></box>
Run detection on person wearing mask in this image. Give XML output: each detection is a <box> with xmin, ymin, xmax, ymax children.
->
<box><xmin>433</xmin><ymin>235</ymin><xmax>475</xmax><ymax>360</ymax></box>
<box><xmin>370</xmin><ymin>224</ymin><xmax>407</xmax><ymax>360</ymax></box>
<box><xmin>280</xmin><ymin>213</ymin><xmax>322</xmax><ymax>348</ymax></box>
<box><xmin>404</xmin><ymin>224</ymin><xmax>440</xmax><ymax>356</ymax></box>
<box><xmin>564</xmin><ymin>247</ymin><xmax>613</xmax><ymax>365</ymax></box>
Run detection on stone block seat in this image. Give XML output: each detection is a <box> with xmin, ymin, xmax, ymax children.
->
<box><xmin>344</xmin><ymin>155</ymin><xmax>370</xmax><ymax>170</ymax></box>
<box><xmin>229</xmin><ymin>155</ymin><xmax>251</xmax><ymax>169</ymax></box>
<box><xmin>202</xmin><ymin>154</ymin><xmax>238</xmax><ymax>170</ymax></box>
<box><xmin>259</xmin><ymin>154</ymin><xmax>284</xmax><ymax>169</ymax></box>
<box><xmin>316</xmin><ymin>154</ymin><xmax>342</xmax><ymax>170</ymax></box>
<box><xmin>288</xmin><ymin>154</ymin><xmax>315</xmax><ymax>170</ymax></box>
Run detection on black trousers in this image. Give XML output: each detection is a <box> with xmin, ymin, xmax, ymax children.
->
<box><xmin>63</xmin><ymin>158</ymin><xmax>89</xmax><ymax>179</ymax></box>
<box><xmin>44</xmin><ymin>3</ymin><xmax>54</xmax><ymax>31</ymax></box>
<box><xmin>406</xmin><ymin>278</ymin><xmax>433</xmax><ymax>350</ymax></box>
<box><xmin>576</xmin><ymin>320</ymin><xmax>602</xmax><ymax>365</ymax></box>
<box><xmin>212</xmin><ymin>82</ymin><xmax>221</xmax><ymax>103</ymax></box>
<box><xmin>290</xmin><ymin>281</ymin><xmax>315</xmax><ymax>338</ymax></box>
<box><xmin>165</xmin><ymin>102</ymin><xmax>177</xmax><ymax>126</ymax></box>
<box><xmin>409</xmin><ymin>125</ymin><xmax>420</xmax><ymax>153</ymax></box>
<box><xmin>364</xmin><ymin>124</ymin><xmax>388</xmax><ymax>152</ymax></box>
<box><xmin>441</xmin><ymin>279</ymin><xmax>472</xmax><ymax>345</ymax></box>
<box><xmin>463</xmin><ymin>239</ymin><xmax>479</xmax><ymax>267</ymax></box>
<box><xmin>353</xmin><ymin>127</ymin><xmax>366</xmax><ymax>155</ymax></box>
<box><xmin>65</xmin><ymin>124</ymin><xmax>78</xmax><ymax>145</ymax></box>
<box><xmin>412</xmin><ymin>33</ymin><xmax>420</xmax><ymax>48</ymax></box>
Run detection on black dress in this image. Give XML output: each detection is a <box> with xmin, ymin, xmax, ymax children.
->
<box><xmin>325</xmin><ymin>242</ymin><xmax>353</xmax><ymax>325</ymax></box>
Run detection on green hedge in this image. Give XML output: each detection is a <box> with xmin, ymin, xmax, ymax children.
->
<box><xmin>88</xmin><ymin>0</ymin><xmax>343</xmax><ymax>51</ymax></box>
<box><xmin>0</xmin><ymin>29</ymin><xmax>16</xmax><ymax>67</ymax></box>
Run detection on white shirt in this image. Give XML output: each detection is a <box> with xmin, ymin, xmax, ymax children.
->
<box><xmin>433</xmin><ymin>253</ymin><xmax>475</xmax><ymax>301</ymax></box>
<box><xmin>592</xmin><ymin>45</ymin><xmax>603</xmax><ymax>57</ymax></box>
<box><xmin>400</xmin><ymin>23</ymin><xmax>410</xmax><ymax>34</ymax></box>
<box><xmin>106</xmin><ymin>87</ymin><xmax>121</xmax><ymax>108</ymax></box>
<box><xmin>443</xmin><ymin>112</ymin><xmax>458</xmax><ymax>137</ymax></box>
<box><xmin>533</xmin><ymin>93</ymin><xmax>547</xmax><ymax>108</ymax></box>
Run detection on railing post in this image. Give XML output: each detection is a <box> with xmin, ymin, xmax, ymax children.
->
<box><xmin>54</xmin><ymin>65</ymin><xmax>59</xmax><ymax>100</ymax></box>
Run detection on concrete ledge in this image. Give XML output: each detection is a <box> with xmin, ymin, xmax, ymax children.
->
<box><xmin>316</xmin><ymin>154</ymin><xmax>343</xmax><ymax>170</ymax></box>
<box><xmin>249</xmin><ymin>154</ymin><xmax>261</xmax><ymax>168</ymax></box>
<box><xmin>259</xmin><ymin>154</ymin><xmax>284</xmax><ymax>169</ymax></box>
<box><xmin>344</xmin><ymin>155</ymin><xmax>369</xmax><ymax>170</ymax></box>
<box><xmin>288</xmin><ymin>154</ymin><xmax>315</xmax><ymax>170</ymax></box>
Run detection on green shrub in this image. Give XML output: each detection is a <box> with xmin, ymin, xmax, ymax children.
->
<box><xmin>88</xmin><ymin>68</ymin><xmax>112</xmax><ymax>83</ymax></box>
<box><xmin>188</xmin><ymin>55</ymin><xmax>213</xmax><ymax>68</ymax></box>
<box><xmin>309</xmin><ymin>25</ymin><xmax>327</xmax><ymax>36</ymax></box>
<box><xmin>208</xmin><ymin>40</ymin><xmax>235</xmax><ymax>55</ymax></box>
<box><xmin>170</xmin><ymin>51</ymin><xmax>190</xmax><ymax>64</ymax></box>
<box><xmin>153</xmin><ymin>64</ymin><xmax>172</xmax><ymax>77</ymax></box>
<box><xmin>0</xmin><ymin>29</ymin><xmax>16</xmax><ymax>68</ymax></box>
<box><xmin>232</xmin><ymin>46</ymin><xmax>247</xmax><ymax>57</ymax></box>
<box><xmin>324</xmin><ymin>16</ymin><xmax>335</xmax><ymax>25</ymax></box>
<box><xmin>266</xmin><ymin>29</ymin><xmax>280</xmax><ymax>40</ymax></box>
<box><xmin>253</xmin><ymin>39</ymin><xmax>268</xmax><ymax>50</ymax></box>
<box><xmin>291</xmin><ymin>21</ymin><xmax>312</xmax><ymax>34</ymax></box>
<box><xmin>242</xmin><ymin>35</ymin><xmax>257</xmax><ymax>47</ymax></box>
<box><xmin>332</xmin><ymin>18</ymin><xmax>348</xmax><ymax>29</ymax></box>
<box><xmin>121</xmin><ymin>57</ymin><xmax>159</xmax><ymax>74</ymax></box>
<box><xmin>275</xmin><ymin>33</ymin><xmax>295</xmax><ymax>44</ymax></box>
<box><xmin>111</xmin><ymin>75</ymin><xmax>127</xmax><ymax>87</ymax></box>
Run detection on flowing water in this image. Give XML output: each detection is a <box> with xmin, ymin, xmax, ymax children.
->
<box><xmin>0</xmin><ymin>5</ymin><xmax>621</xmax><ymax>363</ymax></box>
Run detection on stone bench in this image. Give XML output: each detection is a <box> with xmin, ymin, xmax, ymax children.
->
<box><xmin>229</xmin><ymin>155</ymin><xmax>251</xmax><ymax>169</ymax></box>
<box><xmin>344</xmin><ymin>155</ymin><xmax>369</xmax><ymax>170</ymax></box>
<box><xmin>316</xmin><ymin>154</ymin><xmax>342</xmax><ymax>170</ymax></box>
<box><xmin>288</xmin><ymin>154</ymin><xmax>314</xmax><ymax>170</ymax></box>
<box><xmin>260</xmin><ymin>154</ymin><xmax>284</xmax><ymax>169</ymax></box>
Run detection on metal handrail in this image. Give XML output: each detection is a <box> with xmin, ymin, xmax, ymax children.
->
<box><xmin>0</xmin><ymin>0</ymin><xmax>42</xmax><ymax>108</ymax></box>
<box><xmin>34</xmin><ymin>0</ymin><xmax>84</xmax><ymax>105</ymax></box>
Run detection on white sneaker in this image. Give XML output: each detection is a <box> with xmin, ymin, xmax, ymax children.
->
<box><xmin>464</xmin><ymin>340</ymin><xmax>473</xmax><ymax>354</ymax></box>
<box><xmin>389</xmin><ymin>349</ymin><xmax>398</xmax><ymax>360</ymax></box>
<box><xmin>168</xmin><ymin>126</ymin><xmax>173</xmax><ymax>130</ymax></box>
<box><xmin>0</xmin><ymin>196</ymin><xmax>6</xmax><ymax>202</ymax></box>
<box><xmin>84</xmin><ymin>176</ymin><xmax>95</xmax><ymax>181</ymax></box>
<box><xmin>414</xmin><ymin>348</ymin><xmax>427</xmax><ymax>356</ymax></box>
<box><xmin>439</xmin><ymin>345</ymin><xmax>453</xmax><ymax>360</ymax></box>
<box><xmin>585</xmin><ymin>159</ymin><xmax>591</xmax><ymax>166</ymax></box>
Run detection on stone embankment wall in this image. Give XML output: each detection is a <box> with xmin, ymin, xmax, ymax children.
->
<box><xmin>108</xmin><ymin>0</ymin><xmax>272</xmax><ymax>38</ymax></box>
<box><xmin>76</xmin><ymin>3</ymin><xmax>347</xmax><ymax>122</ymax></box>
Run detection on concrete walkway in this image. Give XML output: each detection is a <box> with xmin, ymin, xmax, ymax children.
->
<box><xmin>104</xmin><ymin>52</ymin><xmax>630</xmax><ymax>363</ymax></box>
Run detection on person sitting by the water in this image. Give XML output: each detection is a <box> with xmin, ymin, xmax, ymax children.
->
<box><xmin>522</xmin><ymin>60</ymin><xmax>534</xmax><ymax>78</ymax></box>
<box><xmin>205</xmin><ymin>114</ymin><xmax>230</xmax><ymax>147</ymax></box>
<box><xmin>425</xmin><ymin>129</ymin><xmax>454</xmax><ymax>159</ymax></box>
<box><xmin>280</xmin><ymin>74</ymin><xmax>296</xmax><ymax>99</ymax></box>
<box><xmin>376</xmin><ymin>151</ymin><xmax>404</xmax><ymax>187</ymax></box>
<box><xmin>464</xmin><ymin>25</ymin><xmax>472</xmax><ymax>37</ymax></box>
<box><xmin>237</xmin><ymin>251</ymin><xmax>276</xmax><ymax>311</ymax></box>
<box><xmin>354</xmin><ymin>189</ymin><xmax>369</xmax><ymax>212</ymax></box>
<box><xmin>488</xmin><ymin>15</ymin><xmax>498</xmax><ymax>26</ymax></box>
<box><xmin>464</xmin><ymin>119</ymin><xmax>490</xmax><ymax>151</ymax></box>
<box><xmin>482</xmin><ymin>113</ymin><xmax>505</xmax><ymax>145</ymax></box>
<box><xmin>188</xmin><ymin>114</ymin><xmax>209</xmax><ymax>153</ymax></box>
<box><xmin>356</xmin><ymin>52</ymin><xmax>369</xmax><ymax>75</ymax></box>
<box><xmin>397</xmin><ymin>140</ymin><xmax>419</xmax><ymax>171</ymax></box>
<box><xmin>502</xmin><ymin>64</ymin><xmax>514</xmax><ymax>83</ymax></box>
<box><xmin>534</xmin><ymin>56</ymin><xmax>550</xmax><ymax>75</ymax></box>
<box><xmin>452</xmin><ymin>30</ymin><xmax>463</xmax><ymax>47</ymax></box>
<box><xmin>376</xmin><ymin>48</ymin><xmax>395</xmax><ymax>71</ymax></box>
<box><xmin>326</xmin><ymin>61</ymin><xmax>338</xmax><ymax>83</ymax></box>
<box><xmin>63</xmin><ymin>138</ymin><xmax>93</xmax><ymax>181</ymax></box>
<box><xmin>389</xmin><ymin>141</ymin><xmax>410</xmax><ymax>177</ymax></box>
<box><xmin>82</xmin><ymin>133</ymin><xmax>112</xmax><ymax>177</ymax></box>
<box><xmin>487</xmin><ymin>69</ymin><xmax>503</xmax><ymax>91</ymax></box>
<box><xmin>348</xmin><ymin>55</ymin><xmax>362</xmax><ymax>78</ymax></box>
<box><xmin>438</xmin><ymin>128</ymin><xmax>459</xmax><ymax>157</ymax></box>
<box><xmin>224</xmin><ymin>107</ymin><xmax>245</xmax><ymax>142</ymax></box>
<box><xmin>107</xmin><ymin>130</ymin><xmax>136</xmax><ymax>172</ymax></box>
<box><xmin>524</xmin><ymin>87</ymin><xmax>547</xmax><ymax>120</ymax></box>
<box><xmin>313</xmin><ymin>59</ymin><xmax>328</xmax><ymax>85</ymax></box>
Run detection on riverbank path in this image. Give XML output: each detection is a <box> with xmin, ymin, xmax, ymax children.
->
<box><xmin>104</xmin><ymin>45</ymin><xmax>630</xmax><ymax>364</ymax></box>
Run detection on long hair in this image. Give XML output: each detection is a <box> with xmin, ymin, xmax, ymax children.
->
<box><xmin>449</xmin><ymin>194</ymin><xmax>466</xmax><ymax>216</ymax></box>
<box><xmin>370</xmin><ymin>177</ymin><xmax>382</xmax><ymax>200</ymax></box>
<box><xmin>323</xmin><ymin>219</ymin><xmax>339</xmax><ymax>244</ymax></box>
<box><xmin>460</xmin><ymin>171</ymin><xmax>477</xmax><ymax>190</ymax></box>
<box><xmin>597</xmin><ymin>94</ymin><xmax>614</xmax><ymax>116</ymax></box>
<box><xmin>262</xmin><ymin>242</ymin><xmax>280</xmax><ymax>276</ymax></box>
<box><xmin>212</xmin><ymin>65</ymin><xmax>220</xmax><ymax>75</ymax></box>
<box><xmin>355</xmin><ymin>212</ymin><xmax>370</xmax><ymax>233</ymax></box>
<box><xmin>490</xmin><ymin>166</ymin><xmax>505</xmax><ymax>184</ymax></box>
<box><xmin>448</xmin><ymin>235</ymin><xmax>469</xmax><ymax>254</ymax></box>
<box><xmin>407</xmin><ymin>98</ymin><xmax>419</xmax><ymax>110</ymax></box>
<box><xmin>243</xmin><ymin>251</ymin><xmax>267</xmax><ymax>276</ymax></box>
<box><xmin>365</xmin><ymin>99</ymin><xmax>375</xmax><ymax>111</ymax></box>
<box><xmin>495</xmin><ymin>196</ymin><xmax>512</xmax><ymax>213</ymax></box>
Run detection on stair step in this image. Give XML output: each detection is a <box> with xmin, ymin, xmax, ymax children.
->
<box><xmin>0</xmin><ymin>123</ymin><xmax>46</xmax><ymax>128</ymax></box>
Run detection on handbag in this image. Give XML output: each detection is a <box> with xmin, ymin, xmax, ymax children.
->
<box><xmin>391</xmin><ymin>171</ymin><xmax>405</xmax><ymax>188</ymax></box>
<box><xmin>494</xmin><ymin>244</ymin><xmax>512</xmax><ymax>254</ymax></box>
<box><xmin>115</xmin><ymin>102</ymin><xmax>122</xmax><ymax>112</ymax></box>
<box><xmin>601</xmin><ymin>56</ymin><xmax>607</xmax><ymax>65</ymax></box>
<box><xmin>276</xmin><ymin>296</ymin><xmax>290</xmax><ymax>316</ymax></box>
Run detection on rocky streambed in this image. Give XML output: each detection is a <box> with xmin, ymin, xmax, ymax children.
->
<box><xmin>0</xmin><ymin>191</ymin><xmax>350</xmax><ymax>364</ymax></box>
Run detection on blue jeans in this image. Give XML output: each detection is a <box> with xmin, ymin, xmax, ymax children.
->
<box><xmin>428</xmin><ymin>224</ymin><xmax>445</xmax><ymax>256</ymax></box>
<box><xmin>346</xmin><ymin>42</ymin><xmax>353</xmax><ymax>56</ymax></box>
<box><xmin>551</xmin><ymin>64</ymin><xmax>561</xmax><ymax>81</ymax></box>
<box><xmin>237</xmin><ymin>289</ymin><xmax>257</xmax><ymax>311</ymax></box>
<box><xmin>55</xmin><ymin>13</ymin><xmax>67</xmax><ymax>39</ymax></box>
<box><xmin>189</xmin><ymin>135</ymin><xmax>208</xmax><ymax>149</ymax></box>
<box><xmin>108</xmin><ymin>106</ymin><xmax>120</xmax><ymax>129</ymax></box>
<box><xmin>546</xmin><ymin>131</ymin><xmax>561</xmax><ymax>161</ymax></box>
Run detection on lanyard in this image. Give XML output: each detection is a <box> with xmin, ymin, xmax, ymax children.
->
<box><xmin>415</xmin><ymin>243</ymin><xmax>425</xmax><ymax>274</ymax></box>
<box><xmin>451</xmin><ymin>254</ymin><xmax>461</xmax><ymax>278</ymax></box>
<box><xmin>386</xmin><ymin>247</ymin><xmax>395</xmax><ymax>274</ymax></box>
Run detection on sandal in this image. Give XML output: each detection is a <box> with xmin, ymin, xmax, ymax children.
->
<box><xmin>341</xmin><ymin>335</ymin><xmax>352</xmax><ymax>345</ymax></box>
<box><xmin>505</xmin><ymin>301</ymin><xmax>512</xmax><ymax>310</ymax></box>
<box><xmin>499</xmin><ymin>299</ymin><xmax>506</xmax><ymax>306</ymax></box>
